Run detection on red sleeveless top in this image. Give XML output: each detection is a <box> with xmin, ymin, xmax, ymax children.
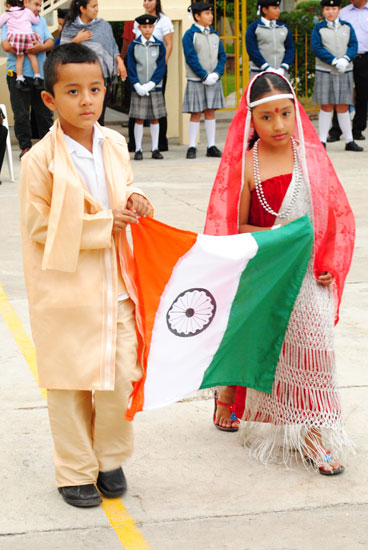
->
<box><xmin>249</xmin><ymin>174</ymin><xmax>292</xmax><ymax>227</ymax></box>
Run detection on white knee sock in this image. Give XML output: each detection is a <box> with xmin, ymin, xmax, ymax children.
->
<box><xmin>150</xmin><ymin>123</ymin><xmax>159</xmax><ymax>151</ymax></box>
<box><xmin>134</xmin><ymin>123</ymin><xmax>143</xmax><ymax>152</ymax></box>
<box><xmin>318</xmin><ymin>110</ymin><xmax>333</xmax><ymax>143</ymax></box>
<box><xmin>337</xmin><ymin>111</ymin><xmax>353</xmax><ymax>143</ymax></box>
<box><xmin>189</xmin><ymin>121</ymin><xmax>199</xmax><ymax>148</ymax></box>
<box><xmin>205</xmin><ymin>119</ymin><xmax>216</xmax><ymax>147</ymax></box>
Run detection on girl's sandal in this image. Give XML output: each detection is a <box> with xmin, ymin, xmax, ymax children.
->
<box><xmin>304</xmin><ymin>450</ymin><xmax>345</xmax><ymax>476</ymax></box>
<box><xmin>213</xmin><ymin>391</ymin><xmax>240</xmax><ymax>432</ymax></box>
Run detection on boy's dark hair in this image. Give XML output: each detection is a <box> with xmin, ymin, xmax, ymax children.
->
<box><xmin>248</xmin><ymin>73</ymin><xmax>294</xmax><ymax>149</ymax></box>
<box><xmin>43</xmin><ymin>43</ymin><xmax>102</xmax><ymax>95</ymax></box>
<box><xmin>6</xmin><ymin>0</ymin><xmax>24</xmax><ymax>9</ymax></box>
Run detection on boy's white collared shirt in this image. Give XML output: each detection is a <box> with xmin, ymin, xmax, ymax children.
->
<box><xmin>62</xmin><ymin>124</ymin><xmax>129</xmax><ymax>301</ymax></box>
<box><xmin>141</xmin><ymin>35</ymin><xmax>155</xmax><ymax>45</ymax></box>
<box><xmin>63</xmin><ymin>124</ymin><xmax>110</xmax><ymax>210</ymax></box>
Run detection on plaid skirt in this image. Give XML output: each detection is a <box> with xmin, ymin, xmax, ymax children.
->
<box><xmin>8</xmin><ymin>32</ymin><xmax>41</xmax><ymax>55</ymax></box>
<box><xmin>182</xmin><ymin>79</ymin><xmax>225</xmax><ymax>113</ymax></box>
<box><xmin>313</xmin><ymin>70</ymin><xmax>354</xmax><ymax>105</ymax></box>
<box><xmin>129</xmin><ymin>90</ymin><xmax>166</xmax><ymax>120</ymax></box>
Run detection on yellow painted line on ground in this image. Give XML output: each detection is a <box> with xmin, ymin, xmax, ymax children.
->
<box><xmin>102</xmin><ymin>498</ymin><xmax>150</xmax><ymax>550</ymax></box>
<box><xmin>0</xmin><ymin>282</ymin><xmax>150</xmax><ymax>550</ymax></box>
<box><xmin>0</xmin><ymin>283</ymin><xmax>47</xmax><ymax>400</ymax></box>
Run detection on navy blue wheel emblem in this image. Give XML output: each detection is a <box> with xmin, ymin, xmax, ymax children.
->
<box><xmin>166</xmin><ymin>288</ymin><xmax>216</xmax><ymax>337</ymax></box>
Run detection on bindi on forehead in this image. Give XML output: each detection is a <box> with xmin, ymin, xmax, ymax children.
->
<box><xmin>275</xmin><ymin>107</ymin><xmax>279</xmax><ymax>113</ymax></box>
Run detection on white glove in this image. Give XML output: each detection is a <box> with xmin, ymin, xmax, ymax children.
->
<box><xmin>141</xmin><ymin>80</ymin><xmax>156</xmax><ymax>94</ymax></box>
<box><xmin>335</xmin><ymin>57</ymin><xmax>349</xmax><ymax>73</ymax></box>
<box><xmin>265</xmin><ymin>66</ymin><xmax>276</xmax><ymax>72</ymax></box>
<box><xmin>134</xmin><ymin>83</ymin><xmax>149</xmax><ymax>96</ymax></box>
<box><xmin>275</xmin><ymin>67</ymin><xmax>286</xmax><ymax>76</ymax></box>
<box><xmin>203</xmin><ymin>73</ymin><xmax>218</xmax><ymax>86</ymax></box>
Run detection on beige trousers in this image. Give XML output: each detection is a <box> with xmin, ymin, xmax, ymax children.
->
<box><xmin>47</xmin><ymin>299</ymin><xmax>142</xmax><ymax>487</ymax></box>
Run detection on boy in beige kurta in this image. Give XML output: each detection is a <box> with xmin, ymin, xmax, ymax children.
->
<box><xmin>19</xmin><ymin>43</ymin><xmax>152</xmax><ymax>508</ymax></box>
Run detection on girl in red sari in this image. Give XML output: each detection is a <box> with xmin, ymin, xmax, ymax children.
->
<box><xmin>206</xmin><ymin>72</ymin><xmax>355</xmax><ymax>475</ymax></box>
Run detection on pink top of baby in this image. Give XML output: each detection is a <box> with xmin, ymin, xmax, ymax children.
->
<box><xmin>0</xmin><ymin>6</ymin><xmax>39</xmax><ymax>34</ymax></box>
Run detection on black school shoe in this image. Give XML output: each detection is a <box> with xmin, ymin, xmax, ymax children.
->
<box><xmin>186</xmin><ymin>146</ymin><xmax>196</xmax><ymax>159</ymax></box>
<box><xmin>327</xmin><ymin>134</ymin><xmax>340</xmax><ymax>143</ymax></box>
<box><xmin>206</xmin><ymin>145</ymin><xmax>222</xmax><ymax>158</ymax></box>
<box><xmin>134</xmin><ymin>150</ymin><xmax>143</xmax><ymax>160</ymax></box>
<box><xmin>58</xmin><ymin>484</ymin><xmax>102</xmax><ymax>507</ymax></box>
<box><xmin>152</xmin><ymin>149</ymin><xmax>163</xmax><ymax>159</ymax></box>
<box><xmin>353</xmin><ymin>132</ymin><xmax>366</xmax><ymax>141</ymax></box>
<box><xmin>97</xmin><ymin>467</ymin><xmax>127</xmax><ymax>498</ymax></box>
<box><xmin>345</xmin><ymin>141</ymin><xmax>363</xmax><ymax>152</ymax></box>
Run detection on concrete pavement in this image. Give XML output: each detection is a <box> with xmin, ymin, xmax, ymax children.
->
<box><xmin>0</xmin><ymin>110</ymin><xmax>367</xmax><ymax>550</ymax></box>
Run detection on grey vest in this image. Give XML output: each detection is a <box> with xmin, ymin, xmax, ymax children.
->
<box><xmin>133</xmin><ymin>40</ymin><xmax>163</xmax><ymax>85</ymax></box>
<box><xmin>315</xmin><ymin>24</ymin><xmax>353</xmax><ymax>73</ymax></box>
<box><xmin>186</xmin><ymin>32</ymin><xmax>221</xmax><ymax>80</ymax></box>
<box><xmin>250</xmin><ymin>25</ymin><xmax>288</xmax><ymax>70</ymax></box>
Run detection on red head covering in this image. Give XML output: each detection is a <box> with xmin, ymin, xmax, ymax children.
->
<box><xmin>204</xmin><ymin>72</ymin><xmax>355</xmax><ymax>323</ymax></box>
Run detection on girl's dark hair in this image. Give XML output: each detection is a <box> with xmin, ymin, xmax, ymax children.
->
<box><xmin>6</xmin><ymin>0</ymin><xmax>23</xmax><ymax>9</ymax></box>
<box><xmin>154</xmin><ymin>0</ymin><xmax>164</xmax><ymax>15</ymax></box>
<box><xmin>63</xmin><ymin>0</ymin><xmax>89</xmax><ymax>27</ymax></box>
<box><xmin>44</xmin><ymin>43</ymin><xmax>101</xmax><ymax>95</ymax></box>
<box><xmin>248</xmin><ymin>73</ymin><xmax>294</xmax><ymax>149</ymax></box>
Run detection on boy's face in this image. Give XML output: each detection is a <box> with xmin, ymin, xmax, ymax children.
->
<box><xmin>262</xmin><ymin>5</ymin><xmax>281</xmax><ymax>20</ymax></box>
<box><xmin>41</xmin><ymin>62</ymin><xmax>105</xmax><ymax>136</ymax></box>
<box><xmin>139</xmin><ymin>23</ymin><xmax>154</xmax><ymax>40</ymax></box>
<box><xmin>323</xmin><ymin>6</ymin><xmax>340</xmax><ymax>20</ymax></box>
<box><xmin>24</xmin><ymin>0</ymin><xmax>42</xmax><ymax>16</ymax></box>
<box><xmin>195</xmin><ymin>9</ymin><xmax>213</xmax><ymax>27</ymax></box>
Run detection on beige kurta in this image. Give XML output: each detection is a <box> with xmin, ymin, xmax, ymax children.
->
<box><xmin>19</xmin><ymin>120</ymin><xmax>143</xmax><ymax>391</ymax></box>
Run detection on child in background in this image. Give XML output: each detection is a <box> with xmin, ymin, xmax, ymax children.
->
<box><xmin>127</xmin><ymin>14</ymin><xmax>166</xmax><ymax>160</ymax></box>
<box><xmin>311</xmin><ymin>0</ymin><xmax>362</xmax><ymax>151</ymax></box>
<box><xmin>0</xmin><ymin>0</ymin><xmax>43</xmax><ymax>90</ymax></box>
<box><xmin>19</xmin><ymin>43</ymin><xmax>152</xmax><ymax>508</ymax></box>
<box><xmin>246</xmin><ymin>0</ymin><xmax>294</xmax><ymax>79</ymax></box>
<box><xmin>182</xmin><ymin>1</ymin><xmax>226</xmax><ymax>159</ymax></box>
<box><xmin>205</xmin><ymin>72</ymin><xmax>355</xmax><ymax>475</ymax></box>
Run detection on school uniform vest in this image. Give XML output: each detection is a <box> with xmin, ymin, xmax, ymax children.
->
<box><xmin>185</xmin><ymin>31</ymin><xmax>222</xmax><ymax>81</ymax></box>
<box><xmin>312</xmin><ymin>20</ymin><xmax>356</xmax><ymax>73</ymax></box>
<box><xmin>133</xmin><ymin>38</ymin><xmax>164</xmax><ymax>87</ymax></box>
<box><xmin>249</xmin><ymin>22</ymin><xmax>289</xmax><ymax>71</ymax></box>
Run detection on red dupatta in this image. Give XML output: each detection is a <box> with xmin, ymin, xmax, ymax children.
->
<box><xmin>204</xmin><ymin>72</ymin><xmax>355</xmax><ymax>323</ymax></box>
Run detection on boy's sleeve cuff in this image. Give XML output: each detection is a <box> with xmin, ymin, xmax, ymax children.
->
<box><xmin>261</xmin><ymin>62</ymin><xmax>270</xmax><ymax>70</ymax></box>
<box><xmin>281</xmin><ymin>63</ymin><xmax>289</xmax><ymax>70</ymax></box>
<box><xmin>331</xmin><ymin>57</ymin><xmax>338</xmax><ymax>65</ymax></box>
<box><xmin>343</xmin><ymin>55</ymin><xmax>350</xmax><ymax>62</ymax></box>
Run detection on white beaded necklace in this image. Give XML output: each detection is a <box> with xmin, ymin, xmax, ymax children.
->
<box><xmin>253</xmin><ymin>137</ymin><xmax>301</xmax><ymax>219</ymax></box>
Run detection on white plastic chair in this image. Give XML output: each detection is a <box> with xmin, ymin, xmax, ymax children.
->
<box><xmin>0</xmin><ymin>103</ymin><xmax>15</xmax><ymax>182</ymax></box>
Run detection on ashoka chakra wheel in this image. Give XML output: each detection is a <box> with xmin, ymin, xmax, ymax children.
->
<box><xmin>166</xmin><ymin>288</ymin><xmax>216</xmax><ymax>337</ymax></box>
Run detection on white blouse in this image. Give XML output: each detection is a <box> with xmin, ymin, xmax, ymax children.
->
<box><xmin>133</xmin><ymin>13</ymin><xmax>174</xmax><ymax>42</ymax></box>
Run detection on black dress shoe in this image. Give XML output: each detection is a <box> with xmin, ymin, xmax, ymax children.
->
<box><xmin>33</xmin><ymin>77</ymin><xmax>44</xmax><ymax>90</ymax></box>
<box><xmin>97</xmin><ymin>467</ymin><xmax>127</xmax><ymax>498</ymax></box>
<box><xmin>186</xmin><ymin>146</ymin><xmax>196</xmax><ymax>159</ymax></box>
<box><xmin>345</xmin><ymin>140</ymin><xmax>363</xmax><ymax>151</ymax></box>
<box><xmin>326</xmin><ymin>135</ymin><xmax>340</xmax><ymax>143</ymax></box>
<box><xmin>58</xmin><ymin>484</ymin><xmax>102</xmax><ymax>507</ymax></box>
<box><xmin>206</xmin><ymin>145</ymin><xmax>222</xmax><ymax>158</ymax></box>
<box><xmin>152</xmin><ymin>149</ymin><xmax>163</xmax><ymax>159</ymax></box>
<box><xmin>134</xmin><ymin>150</ymin><xmax>143</xmax><ymax>160</ymax></box>
<box><xmin>353</xmin><ymin>132</ymin><xmax>366</xmax><ymax>141</ymax></box>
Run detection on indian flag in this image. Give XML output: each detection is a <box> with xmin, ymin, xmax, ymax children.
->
<box><xmin>126</xmin><ymin>216</ymin><xmax>313</xmax><ymax>419</ymax></box>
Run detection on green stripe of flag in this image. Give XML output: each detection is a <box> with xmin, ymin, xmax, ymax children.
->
<box><xmin>200</xmin><ymin>215</ymin><xmax>313</xmax><ymax>393</ymax></box>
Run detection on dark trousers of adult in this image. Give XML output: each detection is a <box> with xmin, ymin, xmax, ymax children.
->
<box><xmin>128</xmin><ymin>68</ymin><xmax>168</xmax><ymax>152</ymax></box>
<box><xmin>7</xmin><ymin>74</ymin><xmax>53</xmax><ymax>151</ymax></box>
<box><xmin>0</xmin><ymin>125</ymin><xmax>8</xmax><ymax>182</ymax></box>
<box><xmin>328</xmin><ymin>53</ymin><xmax>368</xmax><ymax>140</ymax></box>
